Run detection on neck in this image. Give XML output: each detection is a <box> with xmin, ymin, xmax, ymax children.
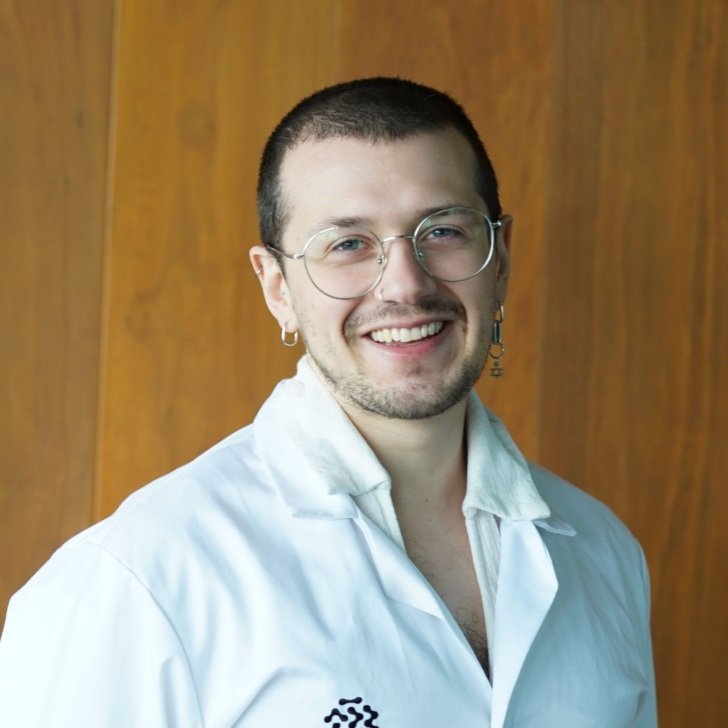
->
<box><xmin>342</xmin><ymin>397</ymin><xmax>470</xmax><ymax>512</ymax></box>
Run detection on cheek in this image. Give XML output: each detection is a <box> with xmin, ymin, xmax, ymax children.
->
<box><xmin>307</xmin><ymin>291</ymin><xmax>352</xmax><ymax>329</ymax></box>
<box><xmin>460</xmin><ymin>279</ymin><xmax>495</xmax><ymax>317</ymax></box>
<box><xmin>293</xmin><ymin>297</ymin><xmax>355</xmax><ymax>341</ymax></box>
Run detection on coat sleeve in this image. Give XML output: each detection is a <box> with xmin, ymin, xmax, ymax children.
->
<box><xmin>633</xmin><ymin>544</ymin><xmax>658</xmax><ymax>727</ymax></box>
<box><xmin>0</xmin><ymin>542</ymin><xmax>204</xmax><ymax>728</ymax></box>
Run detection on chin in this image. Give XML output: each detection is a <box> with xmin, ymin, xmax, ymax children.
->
<box><xmin>343</xmin><ymin>373</ymin><xmax>480</xmax><ymax>421</ymax></box>
<box><xmin>309</xmin><ymin>348</ymin><xmax>487</xmax><ymax>421</ymax></box>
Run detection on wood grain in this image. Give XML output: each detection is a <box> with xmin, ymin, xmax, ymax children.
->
<box><xmin>540</xmin><ymin>1</ymin><xmax>728</xmax><ymax>722</ymax></box>
<box><xmin>95</xmin><ymin>0</ymin><xmax>339</xmax><ymax>516</ymax></box>
<box><xmin>0</xmin><ymin>0</ymin><xmax>114</xmax><ymax>626</ymax></box>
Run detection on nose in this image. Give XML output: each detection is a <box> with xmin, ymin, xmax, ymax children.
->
<box><xmin>376</xmin><ymin>235</ymin><xmax>438</xmax><ymax>303</ymax></box>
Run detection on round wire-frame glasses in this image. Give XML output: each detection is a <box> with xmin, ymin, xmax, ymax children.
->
<box><xmin>266</xmin><ymin>205</ymin><xmax>502</xmax><ymax>300</ymax></box>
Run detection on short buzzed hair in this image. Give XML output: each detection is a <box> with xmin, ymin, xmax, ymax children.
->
<box><xmin>257</xmin><ymin>77</ymin><xmax>502</xmax><ymax>250</ymax></box>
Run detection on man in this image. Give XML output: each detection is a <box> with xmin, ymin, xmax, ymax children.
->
<box><xmin>0</xmin><ymin>78</ymin><xmax>656</xmax><ymax>726</ymax></box>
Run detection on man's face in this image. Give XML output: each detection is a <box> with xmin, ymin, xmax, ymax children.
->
<box><xmin>253</xmin><ymin>128</ymin><xmax>511</xmax><ymax>420</ymax></box>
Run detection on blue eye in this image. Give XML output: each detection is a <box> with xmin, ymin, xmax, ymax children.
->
<box><xmin>333</xmin><ymin>237</ymin><xmax>367</xmax><ymax>251</ymax></box>
<box><xmin>327</xmin><ymin>234</ymin><xmax>380</xmax><ymax>258</ymax></box>
<box><xmin>420</xmin><ymin>226</ymin><xmax>466</xmax><ymax>246</ymax></box>
<box><xmin>428</xmin><ymin>226</ymin><xmax>460</xmax><ymax>238</ymax></box>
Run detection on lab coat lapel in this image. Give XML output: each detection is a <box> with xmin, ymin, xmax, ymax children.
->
<box><xmin>490</xmin><ymin>519</ymin><xmax>558</xmax><ymax>728</ymax></box>
<box><xmin>354</xmin><ymin>515</ymin><xmax>445</xmax><ymax>619</ymax></box>
<box><xmin>252</xmin><ymin>359</ymin><xmax>387</xmax><ymax>519</ymax></box>
<box><xmin>255</xmin><ymin>365</ymin><xmax>450</xmax><ymax>620</ymax></box>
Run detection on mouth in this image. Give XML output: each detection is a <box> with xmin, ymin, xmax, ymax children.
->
<box><xmin>369</xmin><ymin>321</ymin><xmax>445</xmax><ymax>344</ymax></box>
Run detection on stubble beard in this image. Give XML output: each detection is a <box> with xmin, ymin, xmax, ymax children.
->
<box><xmin>311</xmin><ymin>352</ymin><xmax>486</xmax><ymax>420</ymax></box>
<box><xmin>301</xmin><ymin>299</ymin><xmax>490</xmax><ymax>421</ymax></box>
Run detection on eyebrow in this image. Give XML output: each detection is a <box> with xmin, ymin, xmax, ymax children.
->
<box><xmin>311</xmin><ymin>203</ymin><xmax>475</xmax><ymax>233</ymax></box>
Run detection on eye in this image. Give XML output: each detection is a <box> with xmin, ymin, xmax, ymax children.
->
<box><xmin>426</xmin><ymin>225</ymin><xmax>461</xmax><ymax>240</ymax></box>
<box><xmin>419</xmin><ymin>224</ymin><xmax>466</xmax><ymax>248</ymax></box>
<box><xmin>326</xmin><ymin>232</ymin><xmax>380</xmax><ymax>258</ymax></box>
<box><xmin>332</xmin><ymin>236</ymin><xmax>369</xmax><ymax>252</ymax></box>
<box><xmin>313</xmin><ymin>231</ymin><xmax>380</xmax><ymax>266</ymax></box>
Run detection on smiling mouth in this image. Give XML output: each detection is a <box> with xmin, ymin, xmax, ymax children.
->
<box><xmin>369</xmin><ymin>321</ymin><xmax>445</xmax><ymax>344</ymax></box>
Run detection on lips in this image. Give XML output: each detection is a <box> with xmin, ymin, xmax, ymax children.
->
<box><xmin>369</xmin><ymin>321</ymin><xmax>444</xmax><ymax>343</ymax></box>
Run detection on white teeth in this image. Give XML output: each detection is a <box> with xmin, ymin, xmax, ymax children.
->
<box><xmin>370</xmin><ymin>321</ymin><xmax>444</xmax><ymax>344</ymax></box>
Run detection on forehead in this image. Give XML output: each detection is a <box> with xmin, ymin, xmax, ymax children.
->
<box><xmin>279</xmin><ymin>129</ymin><xmax>483</xmax><ymax>234</ymax></box>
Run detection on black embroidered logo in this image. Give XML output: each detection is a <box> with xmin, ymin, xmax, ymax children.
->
<box><xmin>323</xmin><ymin>697</ymin><xmax>380</xmax><ymax>727</ymax></box>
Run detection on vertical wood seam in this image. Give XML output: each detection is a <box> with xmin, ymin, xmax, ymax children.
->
<box><xmin>92</xmin><ymin>0</ymin><xmax>123</xmax><ymax>523</ymax></box>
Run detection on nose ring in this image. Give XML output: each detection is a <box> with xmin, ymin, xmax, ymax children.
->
<box><xmin>376</xmin><ymin>287</ymin><xmax>385</xmax><ymax>302</ymax></box>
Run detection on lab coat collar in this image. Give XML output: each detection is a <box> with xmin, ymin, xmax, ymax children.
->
<box><xmin>256</xmin><ymin>358</ymin><xmax>576</xmax><ymax>537</ymax></box>
<box><xmin>253</xmin><ymin>358</ymin><xmax>390</xmax><ymax>518</ymax></box>
<box><xmin>463</xmin><ymin>395</ymin><xmax>551</xmax><ymax>522</ymax></box>
<box><xmin>534</xmin><ymin>515</ymin><xmax>577</xmax><ymax>537</ymax></box>
<box><xmin>463</xmin><ymin>397</ymin><xmax>577</xmax><ymax>536</ymax></box>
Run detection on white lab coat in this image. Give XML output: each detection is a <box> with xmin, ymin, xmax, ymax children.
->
<box><xmin>0</xmin><ymin>360</ymin><xmax>656</xmax><ymax>727</ymax></box>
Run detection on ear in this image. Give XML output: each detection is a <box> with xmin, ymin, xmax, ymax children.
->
<box><xmin>249</xmin><ymin>246</ymin><xmax>299</xmax><ymax>333</ymax></box>
<box><xmin>493</xmin><ymin>214</ymin><xmax>513</xmax><ymax>303</ymax></box>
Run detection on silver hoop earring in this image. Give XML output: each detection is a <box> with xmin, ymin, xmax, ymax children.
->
<box><xmin>488</xmin><ymin>301</ymin><xmax>505</xmax><ymax>378</ymax></box>
<box><xmin>281</xmin><ymin>324</ymin><xmax>299</xmax><ymax>348</ymax></box>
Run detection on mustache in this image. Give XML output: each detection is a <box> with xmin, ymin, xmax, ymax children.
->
<box><xmin>345</xmin><ymin>297</ymin><xmax>466</xmax><ymax>336</ymax></box>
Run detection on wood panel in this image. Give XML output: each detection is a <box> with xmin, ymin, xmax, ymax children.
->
<box><xmin>98</xmin><ymin>0</ymin><xmax>554</xmax><ymax>512</ymax></box>
<box><xmin>2</xmin><ymin>0</ymin><xmax>726</xmax><ymax>722</ymax></box>
<box><xmin>95</xmin><ymin>0</ymin><xmax>339</xmax><ymax>516</ymax></box>
<box><xmin>0</xmin><ymin>0</ymin><xmax>114</xmax><ymax>626</ymax></box>
<box><xmin>541</xmin><ymin>0</ymin><xmax>728</xmax><ymax>723</ymax></box>
<box><xmin>336</xmin><ymin>0</ymin><xmax>556</xmax><ymax>459</ymax></box>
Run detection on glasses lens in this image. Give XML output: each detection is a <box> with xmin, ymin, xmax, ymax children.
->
<box><xmin>414</xmin><ymin>207</ymin><xmax>495</xmax><ymax>282</ymax></box>
<box><xmin>303</xmin><ymin>226</ymin><xmax>384</xmax><ymax>299</ymax></box>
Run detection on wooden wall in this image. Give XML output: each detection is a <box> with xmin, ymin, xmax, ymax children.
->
<box><xmin>1</xmin><ymin>1</ymin><xmax>725</xmax><ymax>723</ymax></box>
<box><xmin>0</xmin><ymin>0</ymin><xmax>114</xmax><ymax>623</ymax></box>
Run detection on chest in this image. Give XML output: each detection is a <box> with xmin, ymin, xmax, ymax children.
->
<box><xmin>403</xmin><ymin>522</ymin><xmax>488</xmax><ymax>670</ymax></box>
<box><xmin>166</xmin><ymin>502</ymin><xmax>649</xmax><ymax>727</ymax></box>
<box><xmin>182</xmin><ymin>514</ymin><xmax>493</xmax><ymax>726</ymax></box>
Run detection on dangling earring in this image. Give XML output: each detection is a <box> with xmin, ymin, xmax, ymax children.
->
<box><xmin>281</xmin><ymin>323</ymin><xmax>299</xmax><ymax>348</ymax></box>
<box><xmin>488</xmin><ymin>301</ymin><xmax>505</xmax><ymax>378</ymax></box>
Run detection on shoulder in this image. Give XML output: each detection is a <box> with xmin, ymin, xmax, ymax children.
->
<box><xmin>528</xmin><ymin>462</ymin><xmax>648</xmax><ymax>588</ymax></box>
<box><xmin>24</xmin><ymin>423</ymin><xmax>283</xmax><ymax>605</ymax></box>
<box><xmin>529</xmin><ymin>462</ymin><xmax>636</xmax><ymax>541</ymax></box>
<box><xmin>98</xmin><ymin>425</ymin><xmax>264</xmax><ymax>530</ymax></box>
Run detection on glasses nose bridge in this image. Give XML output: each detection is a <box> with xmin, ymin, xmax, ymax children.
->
<box><xmin>379</xmin><ymin>232</ymin><xmax>416</xmax><ymax>245</ymax></box>
<box><xmin>379</xmin><ymin>233</ymin><xmax>432</xmax><ymax>288</ymax></box>
<box><xmin>378</xmin><ymin>233</ymin><xmax>423</xmax><ymax>263</ymax></box>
